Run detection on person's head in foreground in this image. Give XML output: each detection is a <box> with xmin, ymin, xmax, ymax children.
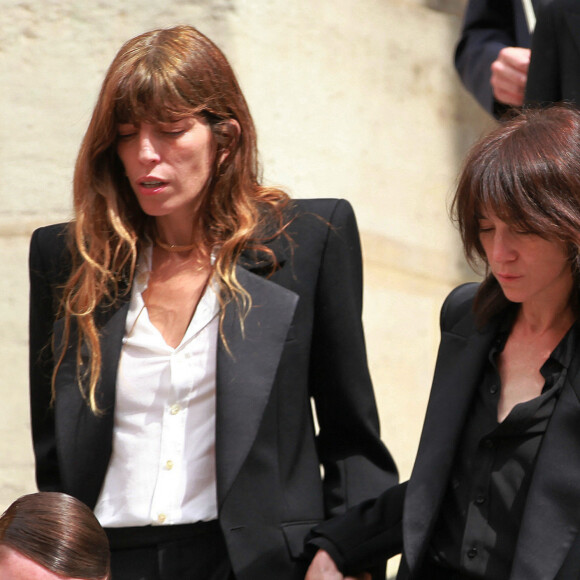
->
<box><xmin>0</xmin><ymin>492</ymin><xmax>110</xmax><ymax>580</ymax></box>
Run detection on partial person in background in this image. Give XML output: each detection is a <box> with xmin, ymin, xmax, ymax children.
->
<box><xmin>305</xmin><ymin>105</ymin><xmax>580</xmax><ymax>580</ymax></box>
<box><xmin>525</xmin><ymin>0</ymin><xmax>580</xmax><ymax>106</ymax></box>
<box><xmin>29</xmin><ymin>25</ymin><xmax>397</xmax><ymax>580</ymax></box>
<box><xmin>455</xmin><ymin>0</ymin><xmax>536</xmax><ymax>118</ymax></box>
<box><xmin>0</xmin><ymin>491</ymin><xmax>110</xmax><ymax>580</ymax></box>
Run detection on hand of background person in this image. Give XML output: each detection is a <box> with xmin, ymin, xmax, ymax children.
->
<box><xmin>490</xmin><ymin>47</ymin><xmax>531</xmax><ymax>106</ymax></box>
<box><xmin>305</xmin><ymin>549</ymin><xmax>371</xmax><ymax>580</ymax></box>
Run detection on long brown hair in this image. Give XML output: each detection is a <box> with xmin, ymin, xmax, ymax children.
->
<box><xmin>0</xmin><ymin>492</ymin><xmax>110</xmax><ymax>579</ymax></box>
<box><xmin>452</xmin><ymin>105</ymin><xmax>580</xmax><ymax>324</ymax></box>
<box><xmin>57</xmin><ymin>25</ymin><xmax>289</xmax><ymax>412</ymax></box>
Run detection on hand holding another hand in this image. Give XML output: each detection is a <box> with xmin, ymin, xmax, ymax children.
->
<box><xmin>305</xmin><ymin>550</ymin><xmax>371</xmax><ymax>580</ymax></box>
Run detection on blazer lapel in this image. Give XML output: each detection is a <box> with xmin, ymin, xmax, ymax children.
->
<box><xmin>510</xmin><ymin>356</ymin><xmax>580</xmax><ymax>580</ymax></box>
<box><xmin>53</xmin><ymin>300</ymin><xmax>129</xmax><ymax>508</ymax></box>
<box><xmin>403</xmin><ymin>319</ymin><xmax>497</xmax><ymax>571</ymax></box>
<box><xmin>215</xmin><ymin>264</ymin><xmax>298</xmax><ymax>507</ymax></box>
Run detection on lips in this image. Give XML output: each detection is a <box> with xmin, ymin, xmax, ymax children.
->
<box><xmin>495</xmin><ymin>273</ymin><xmax>522</xmax><ymax>283</ymax></box>
<box><xmin>136</xmin><ymin>175</ymin><xmax>168</xmax><ymax>195</ymax></box>
<box><xmin>141</xmin><ymin>180</ymin><xmax>165</xmax><ymax>188</ymax></box>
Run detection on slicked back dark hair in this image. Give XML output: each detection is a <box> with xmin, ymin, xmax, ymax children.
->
<box><xmin>0</xmin><ymin>492</ymin><xmax>110</xmax><ymax>579</ymax></box>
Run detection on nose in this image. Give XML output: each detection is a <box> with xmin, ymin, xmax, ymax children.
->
<box><xmin>137</xmin><ymin>129</ymin><xmax>160</xmax><ymax>164</ymax></box>
<box><xmin>490</xmin><ymin>229</ymin><xmax>517</xmax><ymax>264</ymax></box>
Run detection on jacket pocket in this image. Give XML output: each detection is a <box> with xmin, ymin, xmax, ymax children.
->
<box><xmin>281</xmin><ymin>520</ymin><xmax>322</xmax><ymax>559</ymax></box>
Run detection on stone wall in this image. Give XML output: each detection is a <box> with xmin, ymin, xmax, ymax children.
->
<box><xmin>0</xmin><ymin>0</ymin><xmax>493</xmax><ymax>528</ymax></box>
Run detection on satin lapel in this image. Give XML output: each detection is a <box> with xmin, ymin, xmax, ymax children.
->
<box><xmin>215</xmin><ymin>265</ymin><xmax>298</xmax><ymax>507</ymax></box>
<box><xmin>403</xmin><ymin>322</ymin><xmax>497</xmax><ymax>571</ymax></box>
<box><xmin>510</xmin><ymin>360</ymin><xmax>580</xmax><ymax>580</ymax></box>
<box><xmin>53</xmin><ymin>301</ymin><xmax>129</xmax><ymax>508</ymax></box>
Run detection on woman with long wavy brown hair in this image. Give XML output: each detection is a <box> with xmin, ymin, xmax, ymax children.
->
<box><xmin>28</xmin><ymin>25</ymin><xmax>397</xmax><ymax>580</ymax></box>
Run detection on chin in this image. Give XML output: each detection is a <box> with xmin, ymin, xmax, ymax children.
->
<box><xmin>498</xmin><ymin>288</ymin><xmax>525</xmax><ymax>304</ymax></box>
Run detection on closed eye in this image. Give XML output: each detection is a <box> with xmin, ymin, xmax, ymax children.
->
<box><xmin>117</xmin><ymin>124</ymin><xmax>138</xmax><ymax>140</ymax></box>
<box><xmin>161</xmin><ymin>129</ymin><xmax>186</xmax><ymax>137</ymax></box>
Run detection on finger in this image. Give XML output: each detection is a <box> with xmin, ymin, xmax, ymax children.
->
<box><xmin>497</xmin><ymin>47</ymin><xmax>531</xmax><ymax>72</ymax></box>
<box><xmin>490</xmin><ymin>65</ymin><xmax>526</xmax><ymax>106</ymax></box>
<box><xmin>491</xmin><ymin>61</ymin><xmax>527</xmax><ymax>92</ymax></box>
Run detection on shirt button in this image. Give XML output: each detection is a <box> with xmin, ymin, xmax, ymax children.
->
<box><xmin>170</xmin><ymin>404</ymin><xmax>181</xmax><ymax>415</ymax></box>
<box><xmin>467</xmin><ymin>547</ymin><xmax>478</xmax><ymax>559</ymax></box>
<box><xmin>166</xmin><ymin>460</ymin><xmax>174</xmax><ymax>470</ymax></box>
<box><xmin>157</xmin><ymin>513</ymin><xmax>167</xmax><ymax>524</ymax></box>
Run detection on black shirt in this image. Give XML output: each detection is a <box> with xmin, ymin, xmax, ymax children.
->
<box><xmin>426</xmin><ymin>316</ymin><xmax>578</xmax><ymax>580</ymax></box>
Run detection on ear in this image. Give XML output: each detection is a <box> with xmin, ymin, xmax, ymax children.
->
<box><xmin>217</xmin><ymin>119</ymin><xmax>241</xmax><ymax>165</ymax></box>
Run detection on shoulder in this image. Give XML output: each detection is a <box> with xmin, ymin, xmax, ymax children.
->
<box><xmin>282</xmin><ymin>198</ymin><xmax>360</xmax><ymax>252</ymax></box>
<box><xmin>29</xmin><ymin>223</ymin><xmax>71</xmax><ymax>277</ymax></box>
<box><xmin>440</xmin><ymin>282</ymin><xmax>480</xmax><ymax>334</ymax></box>
<box><xmin>288</xmin><ymin>198</ymin><xmax>355</xmax><ymax>223</ymax></box>
<box><xmin>31</xmin><ymin>222</ymin><xmax>69</xmax><ymax>248</ymax></box>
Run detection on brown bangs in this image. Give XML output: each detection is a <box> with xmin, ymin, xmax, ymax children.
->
<box><xmin>113</xmin><ymin>55</ymin><xmax>205</xmax><ymax>125</ymax></box>
<box><xmin>454</xmin><ymin>111</ymin><xmax>580</xmax><ymax>269</ymax></box>
<box><xmin>474</xmin><ymin>153</ymin><xmax>555</xmax><ymax>239</ymax></box>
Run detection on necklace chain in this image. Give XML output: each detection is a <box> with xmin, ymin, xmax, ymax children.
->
<box><xmin>155</xmin><ymin>238</ymin><xmax>196</xmax><ymax>253</ymax></box>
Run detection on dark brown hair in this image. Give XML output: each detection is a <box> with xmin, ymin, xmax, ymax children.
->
<box><xmin>56</xmin><ymin>25</ymin><xmax>289</xmax><ymax>412</ymax></box>
<box><xmin>0</xmin><ymin>492</ymin><xmax>110</xmax><ymax>579</ymax></box>
<box><xmin>452</xmin><ymin>105</ymin><xmax>580</xmax><ymax>324</ymax></box>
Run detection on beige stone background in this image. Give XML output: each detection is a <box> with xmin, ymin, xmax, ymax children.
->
<box><xmin>0</xmin><ymin>0</ymin><xmax>495</xmax><ymax>572</ymax></box>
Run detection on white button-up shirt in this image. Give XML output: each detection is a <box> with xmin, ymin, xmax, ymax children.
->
<box><xmin>94</xmin><ymin>247</ymin><xmax>219</xmax><ymax>527</ymax></box>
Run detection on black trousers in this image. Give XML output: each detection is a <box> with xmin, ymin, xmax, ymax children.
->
<box><xmin>105</xmin><ymin>521</ymin><xmax>234</xmax><ymax>580</ymax></box>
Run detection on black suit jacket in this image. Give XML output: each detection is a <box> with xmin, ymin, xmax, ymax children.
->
<box><xmin>525</xmin><ymin>0</ymin><xmax>580</xmax><ymax>106</ymax></box>
<box><xmin>455</xmin><ymin>0</ymin><xmax>533</xmax><ymax>117</ymax></box>
<box><xmin>29</xmin><ymin>198</ymin><xmax>397</xmax><ymax>580</ymax></box>
<box><xmin>309</xmin><ymin>283</ymin><xmax>580</xmax><ymax>579</ymax></box>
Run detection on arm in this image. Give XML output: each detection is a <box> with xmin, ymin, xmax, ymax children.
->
<box><xmin>455</xmin><ymin>0</ymin><xmax>530</xmax><ymax>116</ymax></box>
<box><xmin>305</xmin><ymin>482</ymin><xmax>407</xmax><ymax>578</ymax></box>
<box><xmin>307</xmin><ymin>199</ymin><xmax>398</xmax><ymax>579</ymax></box>
<box><xmin>306</xmin><ymin>551</ymin><xmax>370</xmax><ymax>580</ymax></box>
<box><xmin>29</xmin><ymin>226</ymin><xmax>67</xmax><ymax>491</ymax></box>
<box><xmin>309</xmin><ymin>200</ymin><xmax>397</xmax><ymax>517</ymax></box>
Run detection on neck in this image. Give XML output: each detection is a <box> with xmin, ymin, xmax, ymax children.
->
<box><xmin>517</xmin><ymin>298</ymin><xmax>575</xmax><ymax>335</ymax></box>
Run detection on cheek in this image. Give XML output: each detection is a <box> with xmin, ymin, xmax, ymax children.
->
<box><xmin>116</xmin><ymin>147</ymin><xmax>131</xmax><ymax>171</ymax></box>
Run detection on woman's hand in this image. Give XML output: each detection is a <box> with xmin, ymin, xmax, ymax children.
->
<box><xmin>305</xmin><ymin>549</ymin><xmax>371</xmax><ymax>580</ymax></box>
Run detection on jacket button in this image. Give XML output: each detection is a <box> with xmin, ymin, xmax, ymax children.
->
<box><xmin>467</xmin><ymin>547</ymin><xmax>478</xmax><ymax>559</ymax></box>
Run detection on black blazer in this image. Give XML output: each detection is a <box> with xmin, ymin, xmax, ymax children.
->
<box><xmin>455</xmin><ymin>0</ymin><xmax>533</xmax><ymax>117</ymax></box>
<box><xmin>28</xmin><ymin>197</ymin><xmax>397</xmax><ymax>580</ymax></box>
<box><xmin>309</xmin><ymin>283</ymin><xmax>580</xmax><ymax>580</ymax></box>
<box><xmin>525</xmin><ymin>0</ymin><xmax>580</xmax><ymax>106</ymax></box>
